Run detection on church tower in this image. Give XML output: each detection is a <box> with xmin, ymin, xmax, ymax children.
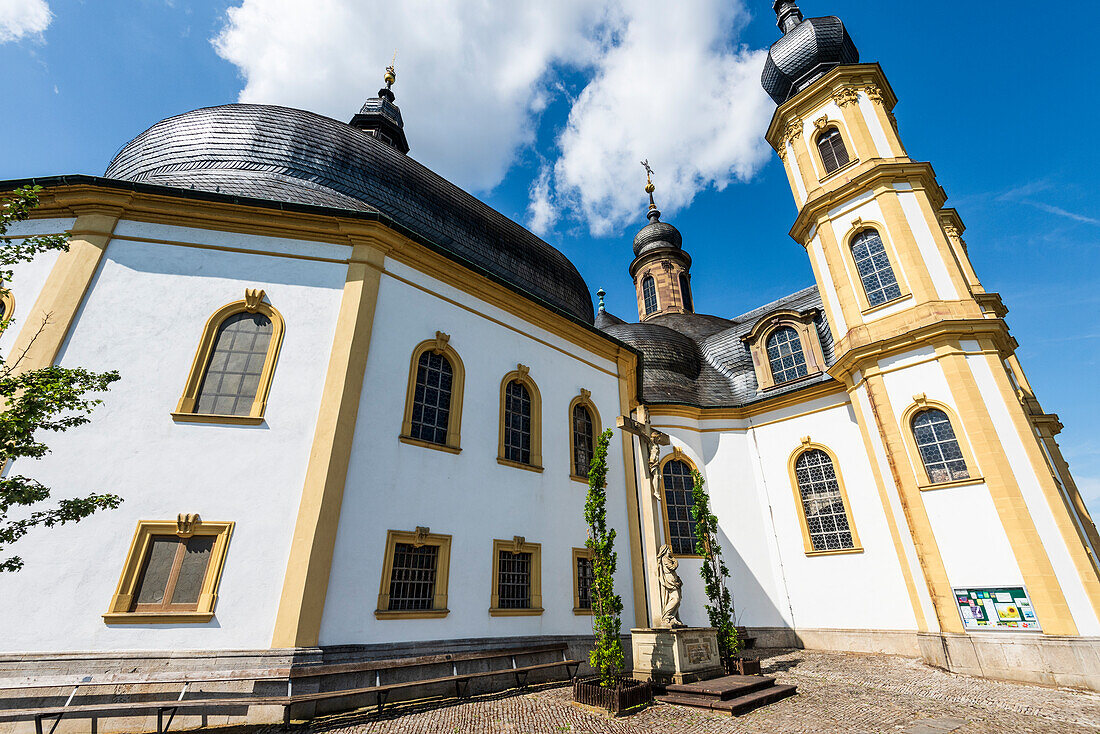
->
<box><xmin>630</xmin><ymin>163</ymin><xmax>694</xmax><ymax>320</ymax></box>
<box><xmin>762</xmin><ymin>0</ymin><xmax>1100</xmax><ymax>651</ymax></box>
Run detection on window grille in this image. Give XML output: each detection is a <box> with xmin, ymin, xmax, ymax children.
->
<box><xmin>195</xmin><ymin>311</ymin><xmax>273</xmax><ymax>415</ymax></box>
<box><xmin>817</xmin><ymin>128</ymin><xmax>850</xmax><ymax>174</ymax></box>
<box><xmin>572</xmin><ymin>404</ymin><xmax>594</xmax><ymax>477</ymax></box>
<box><xmin>766</xmin><ymin>326</ymin><xmax>809</xmax><ymax>384</ymax></box>
<box><xmin>132</xmin><ymin>535</ymin><xmax>215</xmax><ymax>612</ymax></box>
<box><xmin>497</xmin><ymin>550</ymin><xmax>532</xmax><ymax>608</ymax></box>
<box><xmin>912</xmin><ymin>409</ymin><xmax>970</xmax><ymax>484</ymax></box>
<box><xmin>661</xmin><ymin>459</ymin><xmax>699</xmax><ymax>555</ymax></box>
<box><xmin>576</xmin><ymin>555</ymin><xmax>594</xmax><ymax>610</ymax></box>
<box><xmin>851</xmin><ymin>229</ymin><xmax>903</xmax><ymax>307</ymax></box>
<box><xmin>503</xmin><ymin>380</ymin><xmax>532</xmax><ymax>464</ymax></box>
<box><xmin>387</xmin><ymin>542</ymin><xmax>438</xmax><ymax>611</ymax></box>
<box><xmin>410</xmin><ymin>350</ymin><xmax>453</xmax><ymax>445</ymax></box>
<box><xmin>679</xmin><ymin>272</ymin><xmax>693</xmax><ymax>312</ymax></box>
<box><xmin>642</xmin><ymin>276</ymin><xmax>658</xmax><ymax>315</ymax></box>
<box><xmin>794</xmin><ymin>449</ymin><xmax>855</xmax><ymax>552</ymax></box>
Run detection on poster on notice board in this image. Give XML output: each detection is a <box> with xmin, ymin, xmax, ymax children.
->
<box><xmin>952</xmin><ymin>586</ymin><xmax>1040</xmax><ymax>631</ymax></box>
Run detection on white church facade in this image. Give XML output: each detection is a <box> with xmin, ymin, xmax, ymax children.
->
<box><xmin>0</xmin><ymin>0</ymin><xmax>1097</xmax><ymax>718</ymax></box>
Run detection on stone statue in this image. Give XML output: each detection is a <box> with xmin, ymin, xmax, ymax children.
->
<box><xmin>656</xmin><ymin>544</ymin><xmax>685</xmax><ymax>627</ymax></box>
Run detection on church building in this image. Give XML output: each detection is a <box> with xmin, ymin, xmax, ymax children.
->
<box><xmin>0</xmin><ymin>0</ymin><xmax>1097</xmax><ymax>721</ymax></box>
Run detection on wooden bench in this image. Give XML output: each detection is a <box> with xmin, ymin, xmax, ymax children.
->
<box><xmin>0</xmin><ymin>644</ymin><xmax>581</xmax><ymax>734</ymax></box>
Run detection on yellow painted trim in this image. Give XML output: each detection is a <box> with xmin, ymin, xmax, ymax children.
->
<box><xmin>742</xmin><ymin>309</ymin><xmax>827</xmax><ymax>391</ymax></box>
<box><xmin>840</xmin><ymin>222</ymin><xmax>914</xmax><ymax>314</ymax></box>
<box><xmin>399</xmin><ymin>334</ymin><xmax>465</xmax><ymax>452</ymax></box>
<box><xmin>643</xmin><ymin>380</ymin><xmax>848</xmax><ymax>423</ymax></box>
<box><xmin>169</xmin><ymin>412</ymin><xmax>264</xmax><ymax>425</ymax></box>
<box><xmin>810</xmin><ymin>118</ymin><xmax>858</xmax><ymax>182</ymax></box>
<box><xmin>616</xmin><ymin>355</ymin><xmax>649</xmax><ymax>629</ymax></box>
<box><xmin>497</xmin><ymin>367</ymin><xmax>543</xmax><ymax>470</ymax></box>
<box><xmin>786</xmin><ymin>442</ymin><xmax>863</xmax><ymax>555</ymax></box>
<box><xmin>567</xmin><ymin>390</ymin><xmax>603</xmax><ymax>480</ymax></box>
<box><xmin>271</xmin><ymin>241</ymin><xmax>386</xmax><ymax>648</ymax></box>
<box><xmin>399</xmin><ymin>435</ymin><xmax>461</xmax><ymax>454</ymax></box>
<box><xmin>7</xmin><ymin>209</ymin><xmax>119</xmax><ymax>376</ymax></box>
<box><xmin>875</xmin><ymin>189</ymin><xmax>938</xmax><ymax>304</ymax></box>
<box><xmin>571</xmin><ymin>546</ymin><xmax>595</xmax><ymax>616</ymax></box>
<box><xmin>107</xmin><ymin>233</ymin><xmax>347</xmax><ymax>265</ymax></box>
<box><xmin>0</xmin><ymin>286</ymin><xmax>14</xmax><ymax>324</ymax></box>
<box><xmin>917</xmin><ymin>476</ymin><xmax>986</xmax><ymax>492</ymax></box>
<box><xmin>104</xmin><ymin>519</ymin><xmax>234</xmax><ymax>624</ymax></box>
<box><xmin>657</xmin><ymin>451</ymin><xmax>704</xmax><ymax>559</ymax></box>
<box><xmin>898</xmin><ymin>397</ymin><xmax>980</xmax><ymax>488</ymax></box>
<box><xmin>375</xmin><ymin>528</ymin><xmax>452</xmax><ymax>618</ymax></box>
<box><xmin>173</xmin><ymin>294</ymin><xmax>285</xmax><ymax>421</ymax></box>
<box><xmin>489</xmin><ymin>537</ymin><xmax>543</xmax><ymax>616</ymax></box>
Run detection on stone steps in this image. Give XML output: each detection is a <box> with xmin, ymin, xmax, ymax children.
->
<box><xmin>656</xmin><ymin>674</ymin><xmax>796</xmax><ymax>717</ymax></box>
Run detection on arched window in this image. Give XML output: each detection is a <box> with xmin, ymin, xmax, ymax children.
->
<box><xmin>678</xmin><ymin>272</ymin><xmax>693</xmax><ymax>312</ymax></box>
<box><xmin>661</xmin><ymin>458</ymin><xmax>699</xmax><ymax>556</ymax></box>
<box><xmin>793</xmin><ymin>448</ymin><xmax>856</xmax><ymax>552</ymax></box>
<box><xmin>572</xmin><ymin>404</ymin><xmax>594</xmax><ymax>477</ymax></box>
<box><xmin>400</xmin><ymin>333</ymin><xmax>465</xmax><ymax>452</ymax></box>
<box><xmin>817</xmin><ymin>127</ymin><xmax>849</xmax><ymax>174</ymax></box>
<box><xmin>0</xmin><ymin>286</ymin><xmax>13</xmax><ymax>323</ymax></box>
<box><xmin>912</xmin><ymin>408</ymin><xmax>970</xmax><ymax>484</ymax></box>
<box><xmin>498</xmin><ymin>367</ymin><xmax>542</xmax><ymax>470</ymax></box>
<box><xmin>851</xmin><ymin>229</ymin><xmax>903</xmax><ymax>307</ymax></box>
<box><xmin>174</xmin><ymin>291</ymin><xmax>284</xmax><ymax>424</ymax></box>
<box><xmin>765</xmin><ymin>326</ymin><xmax>808</xmax><ymax>384</ymax></box>
<box><xmin>642</xmin><ymin>275</ymin><xmax>658</xmax><ymax>316</ymax></box>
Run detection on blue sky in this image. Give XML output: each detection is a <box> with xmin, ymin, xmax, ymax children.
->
<box><xmin>2</xmin><ymin>1</ymin><xmax>1099</xmax><ymax>521</ymax></box>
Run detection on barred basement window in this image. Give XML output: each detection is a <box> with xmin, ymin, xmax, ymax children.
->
<box><xmin>642</xmin><ymin>275</ymin><xmax>658</xmax><ymax>316</ymax></box>
<box><xmin>851</xmin><ymin>229</ymin><xmax>903</xmax><ymax>307</ymax></box>
<box><xmin>794</xmin><ymin>449</ymin><xmax>855</xmax><ymax>552</ymax></box>
<box><xmin>912</xmin><ymin>409</ymin><xmax>970</xmax><ymax>484</ymax></box>
<box><xmin>497</xmin><ymin>550</ymin><xmax>532</xmax><ymax>609</ymax></box>
<box><xmin>387</xmin><ymin>543</ymin><xmax>438</xmax><ymax>611</ymax></box>
<box><xmin>195</xmin><ymin>311</ymin><xmax>274</xmax><ymax>416</ymax></box>
<box><xmin>572</xmin><ymin>403</ymin><xmax>594</xmax><ymax>477</ymax></box>
<box><xmin>679</xmin><ymin>272</ymin><xmax>693</xmax><ymax>312</ymax></box>
<box><xmin>766</xmin><ymin>326</ymin><xmax>809</xmax><ymax>384</ymax></box>
<box><xmin>661</xmin><ymin>459</ymin><xmax>699</xmax><ymax>556</ymax></box>
<box><xmin>576</xmin><ymin>554</ymin><xmax>594</xmax><ymax>610</ymax></box>
<box><xmin>817</xmin><ymin>127</ymin><xmax>850</xmax><ymax>174</ymax></box>
<box><xmin>503</xmin><ymin>380</ymin><xmax>532</xmax><ymax>464</ymax></box>
<box><xmin>410</xmin><ymin>351</ymin><xmax>453</xmax><ymax>445</ymax></box>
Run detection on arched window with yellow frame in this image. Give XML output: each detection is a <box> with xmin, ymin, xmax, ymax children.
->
<box><xmin>901</xmin><ymin>396</ymin><xmax>980</xmax><ymax>488</ymax></box>
<box><xmin>498</xmin><ymin>364</ymin><xmax>542</xmax><ymax>471</ymax></box>
<box><xmin>172</xmin><ymin>289</ymin><xmax>284</xmax><ymax>425</ymax></box>
<box><xmin>568</xmin><ymin>389</ymin><xmax>601</xmax><ymax>481</ymax></box>
<box><xmin>787</xmin><ymin>441</ymin><xmax>862</xmax><ymax>555</ymax></box>
<box><xmin>399</xmin><ymin>331</ymin><xmax>465</xmax><ymax>453</ymax></box>
<box><xmin>0</xmin><ymin>284</ymin><xmax>14</xmax><ymax>325</ymax></box>
<box><xmin>659</xmin><ymin>451</ymin><xmax>701</xmax><ymax>557</ymax></box>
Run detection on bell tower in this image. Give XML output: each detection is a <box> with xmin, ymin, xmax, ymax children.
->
<box><xmin>630</xmin><ymin>161</ymin><xmax>694</xmax><ymax>321</ymax></box>
<box><xmin>762</xmin><ymin>0</ymin><xmax>1100</xmax><ymax>652</ymax></box>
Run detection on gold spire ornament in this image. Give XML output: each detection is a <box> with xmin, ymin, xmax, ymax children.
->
<box><xmin>641</xmin><ymin>159</ymin><xmax>658</xmax><ymax>213</ymax></box>
<box><xmin>384</xmin><ymin>50</ymin><xmax>397</xmax><ymax>89</ymax></box>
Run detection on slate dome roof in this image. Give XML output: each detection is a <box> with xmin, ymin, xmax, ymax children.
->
<box><xmin>761</xmin><ymin>11</ymin><xmax>859</xmax><ymax>105</ymax></box>
<box><xmin>104</xmin><ymin>103</ymin><xmax>594</xmax><ymax>322</ymax></box>
<box><xmin>632</xmin><ymin>219</ymin><xmax>683</xmax><ymax>258</ymax></box>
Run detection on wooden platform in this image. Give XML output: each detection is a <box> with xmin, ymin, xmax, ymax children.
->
<box><xmin>655</xmin><ymin>674</ymin><xmax>796</xmax><ymax>716</ymax></box>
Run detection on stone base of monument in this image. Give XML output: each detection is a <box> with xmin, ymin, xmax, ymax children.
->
<box><xmin>630</xmin><ymin>627</ymin><xmax>726</xmax><ymax>686</ymax></box>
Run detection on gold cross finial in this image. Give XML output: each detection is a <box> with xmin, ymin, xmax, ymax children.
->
<box><xmin>384</xmin><ymin>50</ymin><xmax>397</xmax><ymax>88</ymax></box>
<box><xmin>640</xmin><ymin>159</ymin><xmax>657</xmax><ymax>211</ymax></box>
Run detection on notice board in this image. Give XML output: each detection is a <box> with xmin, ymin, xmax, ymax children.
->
<box><xmin>952</xmin><ymin>586</ymin><xmax>1040</xmax><ymax>631</ymax></box>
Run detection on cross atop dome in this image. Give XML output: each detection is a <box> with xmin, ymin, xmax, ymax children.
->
<box><xmin>350</xmin><ymin>59</ymin><xmax>410</xmax><ymax>154</ymax></box>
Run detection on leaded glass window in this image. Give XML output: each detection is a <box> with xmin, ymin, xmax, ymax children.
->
<box><xmin>576</xmin><ymin>555</ymin><xmax>594</xmax><ymax>610</ymax></box>
<box><xmin>642</xmin><ymin>276</ymin><xmax>658</xmax><ymax>316</ymax></box>
<box><xmin>497</xmin><ymin>550</ymin><xmax>531</xmax><ymax>609</ymax></box>
<box><xmin>912</xmin><ymin>409</ymin><xmax>970</xmax><ymax>484</ymax></box>
<box><xmin>679</xmin><ymin>272</ymin><xmax>693</xmax><ymax>312</ymax></box>
<box><xmin>794</xmin><ymin>449</ymin><xmax>855</xmax><ymax>552</ymax></box>
<box><xmin>661</xmin><ymin>459</ymin><xmax>699</xmax><ymax>556</ymax></box>
<box><xmin>851</xmin><ymin>229</ymin><xmax>903</xmax><ymax>307</ymax></box>
<box><xmin>132</xmin><ymin>535</ymin><xmax>215</xmax><ymax>612</ymax></box>
<box><xmin>410</xmin><ymin>351</ymin><xmax>453</xmax><ymax>445</ymax></box>
<box><xmin>503</xmin><ymin>380</ymin><xmax>532</xmax><ymax>464</ymax></box>
<box><xmin>572</xmin><ymin>404</ymin><xmax>594</xmax><ymax>477</ymax></box>
<box><xmin>766</xmin><ymin>326</ymin><xmax>808</xmax><ymax>384</ymax></box>
<box><xmin>387</xmin><ymin>542</ymin><xmax>438</xmax><ymax>611</ymax></box>
<box><xmin>195</xmin><ymin>311</ymin><xmax>273</xmax><ymax>416</ymax></box>
<box><xmin>817</xmin><ymin>128</ymin><xmax>850</xmax><ymax>174</ymax></box>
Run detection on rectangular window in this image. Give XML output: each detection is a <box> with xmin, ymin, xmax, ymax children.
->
<box><xmin>376</xmin><ymin>529</ymin><xmax>451</xmax><ymax>618</ymax></box>
<box><xmin>490</xmin><ymin>538</ymin><xmax>543</xmax><ymax>616</ymax></box>
<box><xmin>497</xmin><ymin>551</ymin><xmax>531</xmax><ymax>608</ymax></box>
<box><xmin>572</xmin><ymin>547</ymin><xmax>595</xmax><ymax>614</ymax></box>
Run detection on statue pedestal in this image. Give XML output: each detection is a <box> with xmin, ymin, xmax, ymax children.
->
<box><xmin>630</xmin><ymin>626</ymin><xmax>725</xmax><ymax>685</ymax></box>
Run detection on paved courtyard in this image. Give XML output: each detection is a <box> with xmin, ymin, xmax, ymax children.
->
<box><xmin>293</xmin><ymin>649</ymin><xmax>1099</xmax><ymax>734</ymax></box>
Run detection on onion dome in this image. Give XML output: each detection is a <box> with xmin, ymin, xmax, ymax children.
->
<box><xmin>761</xmin><ymin>1</ymin><xmax>859</xmax><ymax>105</ymax></box>
<box><xmin>349</xmin><ymin>63</ymin><xmax>409</xmax><ymax>154</ymax></box>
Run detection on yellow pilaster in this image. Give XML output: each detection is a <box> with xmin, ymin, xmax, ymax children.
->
<box><xmin>875</xmin><ymin>190</ymin><xmax>938</xmax><ymax>304</ymax></box>
<box><xmin>271</xmin><ymin>239</ymin><xmax>387</xmax><ymax>648</ymax></box>
<box><xmin>813</xmin><ymin>222</ymin><xmax>862</xmax><ymax>330</ymax></box>
<box><xmin>616</xmin><ymin>354</ymin><xmax>649</xmax><ymax>629</ymax></box>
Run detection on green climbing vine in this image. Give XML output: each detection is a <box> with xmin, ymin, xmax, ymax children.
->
<box><xmin>690</xmin><ymin>469</ymin><xmax>740</xmax><ymax>673</ymax></box>
<box><xmin>584</xmin><ymin>428</ymin><xmax>624</xmax><ymax>687</ymax></box>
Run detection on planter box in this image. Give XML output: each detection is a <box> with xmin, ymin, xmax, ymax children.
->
<box><xmin>572</xmin><ymin>676</ymin><xmax>653</xmax><ymax>715</ymax></box>
<box><xmin>733</xmin><ymin>657</ymin><xmax>762</xmax><ymax>676</ymax></box>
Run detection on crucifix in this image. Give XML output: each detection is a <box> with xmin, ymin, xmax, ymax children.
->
<box><xmin>617</xmin><ymin>405</ymin><xmax>684</xmax><ymax>628</ymax></box>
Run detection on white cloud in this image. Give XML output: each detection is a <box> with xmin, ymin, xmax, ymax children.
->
<box><xmin>0</xmin><ymin>0</ymin><xmax>52</xmax><ymax>44</ymax></box>
<box><xmin>213</xmin><ymin>0</ymin><xmax>773</xmax><ymax>235</ymax></box>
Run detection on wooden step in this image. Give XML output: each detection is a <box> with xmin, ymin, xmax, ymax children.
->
<box><xmin>712</xmin><ymin>684</ymin><xmax>797</xmax><ymax>716</ymax></box>
<box><xmin>666</xmin><ymin>674</ymin><xmax>774</xmax><ymax>701</ymax></box>
<box><xmin>654</xmin><ymin>693</ymin><xmax>716</xmax><ymax>710</ymax></box>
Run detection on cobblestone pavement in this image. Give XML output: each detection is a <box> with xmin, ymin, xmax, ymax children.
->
<box><xmin>293</xmin><ymin>649</ymin><xmax>1100</xmax><ymax>734</ymax></box>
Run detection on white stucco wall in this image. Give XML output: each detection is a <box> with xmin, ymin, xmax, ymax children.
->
<box><xmin>0</xmin><ymin>218</ymin><xmax>71</xmax><ymax>356</ymax></box>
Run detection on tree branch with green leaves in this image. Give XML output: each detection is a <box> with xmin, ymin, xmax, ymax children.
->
<box><xmin>585</xmin><ymin>427</ymin><xmax>624</xmax><ymax>687</ymax></box>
